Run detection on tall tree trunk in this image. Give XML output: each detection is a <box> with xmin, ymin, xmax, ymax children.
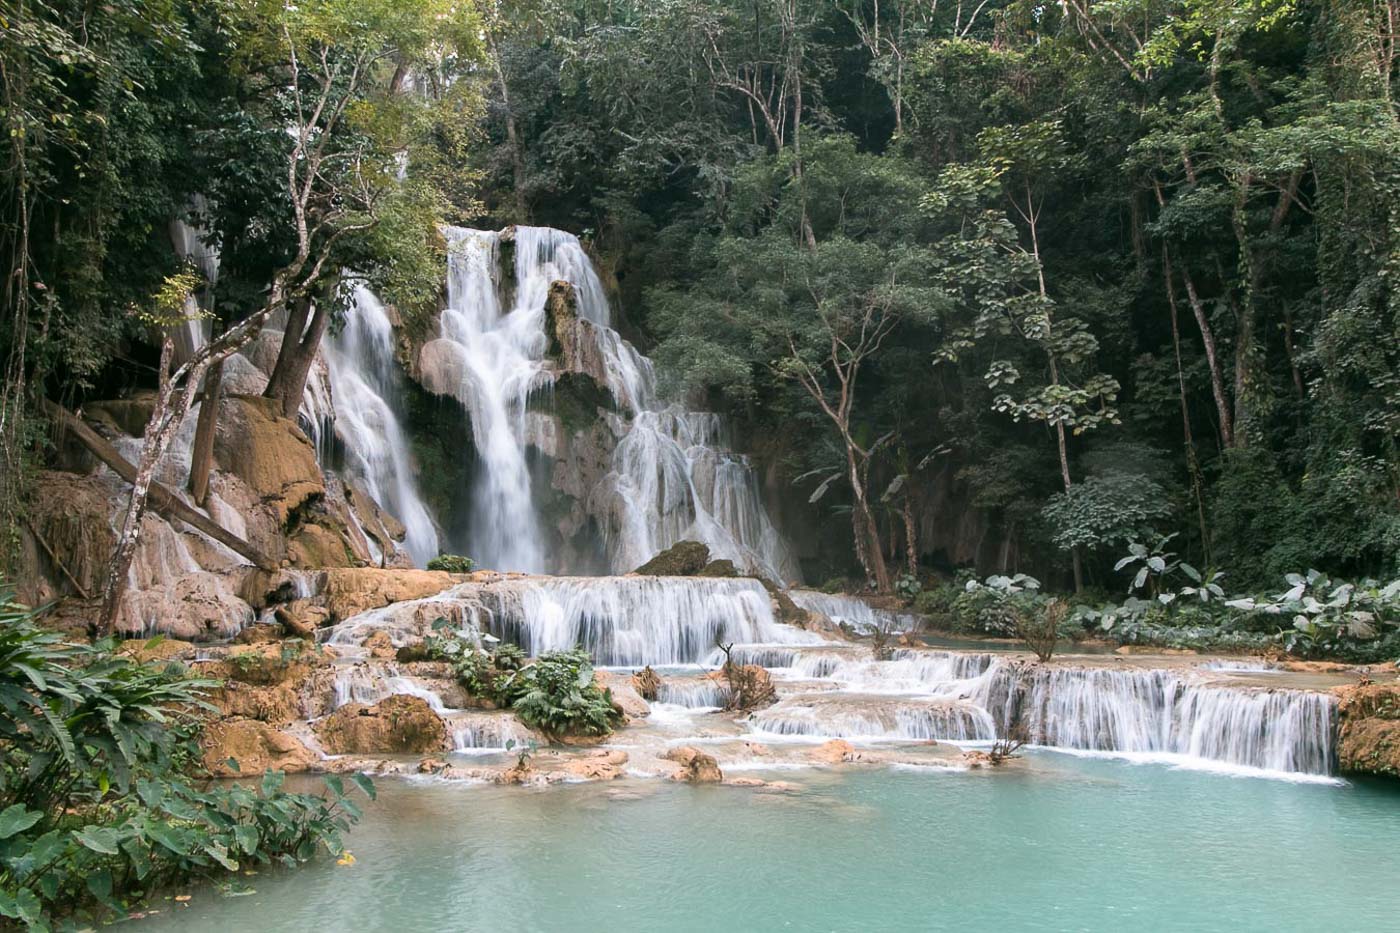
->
<box><xmin>263</xmin><ymin>297</ymin><xmax>330</xmax><ymax>419</ymax></box>
<box><xmin>1163</xmin><ymin>245</ymin><xmax>1212</xmax><ymax>565</ymax></box>
<box><xmin>99</xmin><ymin>337</ymin><xmax>183</xmax><ymax>636</ymax></box>
<box><xmin>187</xmin><ymin>358</ymin><xmax>223</xmax><ymax>507</ymax></box>
<box><xmin>844</xmin><ymin>442</ymin><xmax>890</xmax><ymax>591</ymax></box>
<box><xmin>491</xmin><ymin>45</ymin><xmax>529</xmax><ymax>222</ymax></box>
<box><xmin>902</xmin><ymin>494</ymin><xmax>917</xmax><ymax>577</ymax></box>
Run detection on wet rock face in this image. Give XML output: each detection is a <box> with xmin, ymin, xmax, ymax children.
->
<box><xmin>1337</xmin><ymin>682</ymin><xmax>1400</xmax><ymax>778</ymax></box>
<box><xmin>213</xmin><ymin>395</ymin><xmax>323</xmax><ymax>525</ymax></box>
<box><xmin>315</xmin><ymin>694</ymin><xmax>448</xmax><ymax>756</ymax></box>
<box><xmin>318</xmin><ymin>568</ymin><xmax>463</xmax><ymax>623</ymax></box>
<box><xmin>663</xmin><ymin>746</ymin><xmax>723</xmax><ymax>783</ymax></box>
<box><xmin>202</xmin><ymin>719</ymin><xmax>316</xmax><ymax>777</ymax></box>
<box><xmin>634</xmin><ymin>540</ymin><xmax>711</xmax><ymax>576</ymax></box>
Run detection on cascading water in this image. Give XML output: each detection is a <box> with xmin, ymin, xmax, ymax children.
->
<box><xmin>323</xmin><ymin>285</ymin><xmax>439</xmax><ymax>566</ymax></box>
<box><xmin>1003</xmin><ymin>666</ymin><xmax>1337</xmax><ymax>776</ymax></box>
<box><xmin>787</xmin><ymin>590</ymin><xmax>920</xmax><ymax>633</ymax></box>
<box><xmin>420</xmin><ymin>224</ymin><xmax>795</xmax><ymax>579</ymax></box>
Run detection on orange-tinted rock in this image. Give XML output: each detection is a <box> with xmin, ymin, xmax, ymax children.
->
<box><xmin>202</xmin><ymin>719</ymin><xmax>316</xmax><ymax>777</ymax></box>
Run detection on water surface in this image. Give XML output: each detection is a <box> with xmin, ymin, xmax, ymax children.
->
<box><xmin>145</xmin><ymin>755</ymin><xmax>1400</xmax><ymax>932</ymax></box>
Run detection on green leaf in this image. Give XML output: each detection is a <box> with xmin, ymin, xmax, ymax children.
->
<box><xmin>348</xmin><ymin>772</ymin><xmax>376</xmax><ymax>801</ymax></box>
<box><xmin>0</xmin><ymin>805</ymin><xmax>42</xmax><ymax>839</ymax></box>
<box><xmin>72</xmin><ymin>826</ymin><xmax>121</xmax><ymax>855</ymax></box>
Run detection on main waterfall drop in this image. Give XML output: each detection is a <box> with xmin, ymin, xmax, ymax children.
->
<box><xmin>417</xmin><ymin>225</ymin><xmax>797</xmax><ymax>579</ymax></box>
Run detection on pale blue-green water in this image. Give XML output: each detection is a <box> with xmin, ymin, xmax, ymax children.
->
<box><xmin>146</xmin><ymin>755</ymin><xmax>1400</xmax><ymax>932</ymax></box>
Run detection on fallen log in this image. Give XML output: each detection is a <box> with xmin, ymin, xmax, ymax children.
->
<box><xmin>42</xmin><ymin>399</ymin><xmax>278</xmax><ymax>572</ymax></box>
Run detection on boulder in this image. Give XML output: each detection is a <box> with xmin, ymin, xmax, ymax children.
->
<box><xmin>209</xmin><ymin>681</ymin><xmax>303</xmax><ymax>726</ymax></box>
<box><xmin>663</xmin><ymin>746</ymin><xmax>723</xmax><ymax>784</ymax></box>
<box><xmin>15</xmin><ymin>471</ymin><xmax>114</xmax><ymax>605</ymax></box>
<box><xmin>698</xmin><ymin>559</ymin><xmax>739</xmax><ymax>578</ymax></box>
<box><xmin>364</xmin><ymin>630</ymin><xmax>398</xmax><ymax>660</ymax></box>
<box><xmin>809</xmin><ymin>739</ymin><xmax>858</xmax><ymax>764</ymax></box>
<box><xmin>635</xmin><ymin>540</ymin><xmax>710</xmax><ymax>576</ymax></box>
<box><xmin>202</xmin><ymin>719</ymin><xmax>316</xmax><ymax>777</ymax></box>
<box><xmin>212</xmin><ymin>395</ymin><xmax>323</xmax><ymax>524</ymax></box>
<box><xmin>319</xmin><ymin>568</ymin><xmax>461</xmax><ymax>622</ymax></box>
<box><xmin>595</xmin><ymin>672</ymin><xmax>650</xmax><ymax>719</ymax></box>
<box><xmin>558</xmin><ymin>749</ymin><xmax>629</xmax><ymax>782</ymax></box>
<box><xmin>234</xmin><ymin>623</ymin><xmax>286</xmax><ymax>645</ymax></box>
<box><xmin>315</xmin><ymin>695</ymin><xmax>448</xmax><ymax>756</ymax></box>
<box><xmin>1337</xmin><ymin>682</ymin><xmax>1400</xmax><ymax>779</ymax></box>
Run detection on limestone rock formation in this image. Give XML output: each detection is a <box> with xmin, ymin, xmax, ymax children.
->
<box><xmin>663</xmin><ymin>745</ymin><xmax>723</xmax><ymax>783</ymax></box>
<box><xmin>1337</xmin><ymin>682</ymin><xmax>1400</xmax><ymax>778</ymax></box>
<box><xmin>212</xmin><ymin>395</ymin><xmax>323</xmax><ymax>524</ymax></box>
<box><xmin>202</xmin><ymin>719</ymin><xmax>317</xmax><ymax>777</ymax></box>
<box><xmin>315</xmin><ymin>694</ymin><xmax>449</xmax><ymax>755</ymax></box>
<box><xmin>635</xmin><ymin>540</ymin><xmax>711</xmax><ymax>576</ymax></box>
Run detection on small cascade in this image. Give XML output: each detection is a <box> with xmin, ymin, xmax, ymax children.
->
<box><xmin>332</xmin><ymin>664</ymin><xmax>450</xmax><ymax>713</ymax></box>
<box><xmin>323</xmin><ymin>285</ymin><xmax>439</xmax><ymax>565</ymax></box>
<box><xmin>449</xmin><ymin>712</ymin><xmax>537</xmax><ymax>753</ymax></box>
<box><xmin>1003</xmin><ymin>666</ymin><xmax>1337</xmax><ymax>776</ymax></box>
<box><xmin>656</xmin><ymin>678</ymin><xmax>730</xmax><ymax>709</ymax></box>
<box><xmin>480</xmin><ymin>576</ymin><xmax>825</xmax><ymax>666</ymax></box>
<box><xmin>788</xmin><ymin>590</ymin><xmax>920</xmax><ymax>633</ymax></box>
<box><xmin>751</xmin><ymin>694</ymin><xmax>997</xmax><ymax>742</ymax></box>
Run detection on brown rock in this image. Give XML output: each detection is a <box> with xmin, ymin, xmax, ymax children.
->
<box><xmin>1337</xmin><ymin>682</ymin><xmax>1400</xmax><ymax>778</ymax></box>
<box><xmin>209</xmin><ymin>681</ymin><xmax>302</xmax><ymax>726</ymax></box>
<box><xmin>212</xmin><ymin>396</ymin><xmax>323</xmax><ymax>524</ymax></box>
<box><xmin>635</xmin><ymin>540</ymin><xmax>710</xmax><ymax>576</ymax></box>
<box><xmin>595</xmin><ymin>671</ymin><xmax>650</xmax><ymax>719</ymax></box>
<box><xmin>319</xmin><ymin>568</ymin><xmax>461</xmax><ymax>622</ymax></box>
<box><xmin>663</xmin><ymin>746</ymin><xmax>723</xmax><ymax>783</ymax></box>
<box><xmin>364</xmin><ymin>630</ymin><xmax>397</xmax><ymax>660</ymax></box>
<box><xmin>117</xmin><ymin>637</ymin><xmax>197</xmax><ymax>664</ymax></box>
<box><xmin>234</xmin><ymin>623</ymin><xmax>285</xmax><ymax>645</ymax></box>
<box><xmin>315</xmin><ymin>695</ymin><xmax>448</xmax><ymax>756</ymax></box>
<box><xmin>418</xmin><ymin>757</ymin><xmax>449</xmax><ymax>774</ymax></box>
<box><xmin>809</xmin><ymin>739</ymin><xmax>857</xmax><ymax>764</ymax></box>
<box><xmin>202</xmin><ymin>719</ymin><xmax>316</xmax><ymax>777</ymax></box>
<box><xmin>559</xmin><ymin>749</ymin><xmax>629</xmax><ymax>781</ymax></box>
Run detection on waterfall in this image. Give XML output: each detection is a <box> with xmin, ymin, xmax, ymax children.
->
<box><xmin>421</xmin><ymin>225</ymin><xmax>795</xmax><ymax>579</ymax></box>
<box><xmin>750</xmin><ymin>695</ymin><xmax>997</xmax><ymax>742</ymax></box>
<box><xmin>480</xmin><ymin>576</ymin><xmax>825</xmax><ymax>666</ymax></box>
<box><xmin>1005</xmin><ymin>666</ymin><xmax>1337</xmax><ymax>776</ymax></box>
<box><xmin>788</xmin><ymin>590</ymin><xmax>920</xmax><ymax>633</ymax></box>
<box><xmin>323</xmin><ymin>285</ymin><xmax>440</xmax><ymax>566</ymax></box>
<box><xmin>431</xmin><ymin>227</ymin><xmax>550</xmax><ymax>571</ymax></box>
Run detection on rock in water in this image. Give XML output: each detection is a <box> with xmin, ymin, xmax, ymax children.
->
<box><xmin>315</xmin><ymin>694</ymin><xmax>448</xmax><ymax>755</ymax></box>
<box><xmin>634</xmin><ymin>540</ymin><xmax>710</xmax><ymax>576</ymax></box>
<box><xmin>663</xmin><ymin>746</ymin><xmax>723</xmax><ymax>783</ymax></box>
<box><xmin>1337</xmin><ymin>682</ymin><xmax>1400</xmax><ymax>778</ymax></box>
<box><xmin>202</xmin><ymin>719</ymin><xmax>316</xmax><ymax>776</ymax></box>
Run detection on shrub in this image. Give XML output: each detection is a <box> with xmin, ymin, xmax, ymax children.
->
<box><xmin>0</xmin><ymin>591</ymin><xmax>370</xmax><ymax>928</ymax></box>
<box><xmin>426</xmin><ymin>554</ymin><xmax>475</xmax><ymax>573</ymax></box>
<box><xmin>509</xmin><ymin>649</ymin><xmax>620</xmax><ymax>737</ymax></box>
<box><xmin>1017</xmin><ymin>598</ymin><xmax>1066</xmax><ymax>662</ymax></box>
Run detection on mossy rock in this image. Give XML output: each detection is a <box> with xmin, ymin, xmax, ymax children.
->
<box><xmin>635</xmin><ymin>541</ymin><xmax>711</xmax><ymax>576</ymax></box>
<box><xmin>698</xmin><ymin>559</ymin><xmax>739</xmax><ymax>578</ymax></box>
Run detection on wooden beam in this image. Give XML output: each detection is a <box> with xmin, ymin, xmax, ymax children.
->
<box><xmin>42</xmin><ymin>399</ymin><xmax>279</xmax><ymax>572</ymax></box>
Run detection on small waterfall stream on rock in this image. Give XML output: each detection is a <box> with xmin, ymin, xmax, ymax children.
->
<box><xmin>323</xmin><ymin>285</ymin><xmax>439</xmax><ymax>565</ymax></box>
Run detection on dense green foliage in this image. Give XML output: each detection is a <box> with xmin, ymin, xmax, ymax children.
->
<box><xmin>426</xmin><ymin>554</ymin><xmax>476</xmax><ymax>573</ymax></box>
<box><xmin>0</xmin><ymin>594</ymin><xmax>370</xmax><ymax>928</ymax></box>
<box><xmin>420</xmin><ymin>622</ymin><xmax>620</xmax><ymax>736</ymax></box>
<box><xmin>460</xmin><ymin>0</ymin><xmax>1400</xmax><ymax>595</ymax></box>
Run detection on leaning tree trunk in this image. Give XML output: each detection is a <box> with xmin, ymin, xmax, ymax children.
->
<box><xmin>263</xmin><ymin>297</ymin><xmax>329</xmax><ymax>419</ymax></box>
<box><xmin>99</xmin><ymin>337</ymin><xmax>185</xmax><ymax>636</ymax></box>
